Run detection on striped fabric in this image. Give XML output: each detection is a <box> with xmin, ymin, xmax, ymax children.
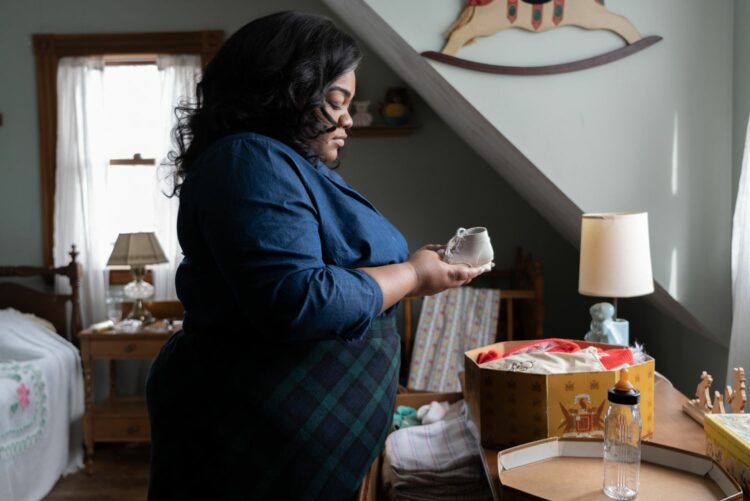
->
<box><xmin>407</xmin><ymin>287</ymin><xmax>501</xmax><ymax>392</ymax></box>
<box><xmin>382</xmin><ymin>400</ymin><xmax>492</xmax><ymax>500</ymax></box>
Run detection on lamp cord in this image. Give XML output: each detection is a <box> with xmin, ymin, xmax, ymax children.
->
<box><xmin>613</xmin><ymin>297</ymin><xmax>618</xmax><ymax>320</ymax></box>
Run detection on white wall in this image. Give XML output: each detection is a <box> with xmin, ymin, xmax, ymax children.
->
<box><xmin>362</xmin><ymin>0</ymin><xmax>735</xmax><ymax>343</ymax></box>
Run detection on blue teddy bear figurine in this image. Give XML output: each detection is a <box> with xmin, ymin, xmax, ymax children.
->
<box><xmin>584</xmin><ymin>302</ymin><xmax>619</xmax><ymax>344</ymax></box>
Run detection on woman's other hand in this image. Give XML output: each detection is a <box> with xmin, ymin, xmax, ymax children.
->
<box><xmin>406</xmin><ymin>245</ymin><xmax>483</xmax><ymax>297</ymax></box>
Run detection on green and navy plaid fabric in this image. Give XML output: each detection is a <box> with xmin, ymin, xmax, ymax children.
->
<box><xmin>147</xmin><ymin>316</ymin><xmax>400</xmax><ymax>501</ymax></box>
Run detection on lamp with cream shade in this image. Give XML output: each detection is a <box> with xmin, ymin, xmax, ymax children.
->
<box><xmin>106</xmin><ymin>232</ymin><xmax>168</xmax><ymax>324</ymax></box>
<box><xmin>579</xmin><ymin>212</ymin><xmax>654</xmax><ymax>346</ymax></box>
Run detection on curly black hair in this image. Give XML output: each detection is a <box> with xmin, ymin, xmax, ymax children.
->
<box><xmin>169</xmin><ymin>11</ymin><xmax>362</xmax><ymax>196</ymax></box>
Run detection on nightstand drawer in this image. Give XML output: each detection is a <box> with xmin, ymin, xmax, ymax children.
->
<box><xmin>89</xmin><ymin>338</ymin><xmax>166</xmax><ymax>358</ymax></box>
<box><xmin>93</xmin><ymin>416</ymin><xmax>150</xmax><ymax>442</ymax></box>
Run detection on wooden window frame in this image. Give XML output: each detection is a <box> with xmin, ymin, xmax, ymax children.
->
<box><xmin>33</xmin><ymin>31</ymin><xmax>224</xmax><ymax>271</ymax></box>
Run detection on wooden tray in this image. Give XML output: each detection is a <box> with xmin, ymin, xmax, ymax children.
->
<box><xmin>498</xmin><ymin>438</ymin><xmax>741</xmax><ymax>500</ymax></box>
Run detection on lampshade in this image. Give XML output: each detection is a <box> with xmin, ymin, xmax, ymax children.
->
<box><xmin>578</xmin><ymin>212</ymin><xmax>654</xmax><ymax>298</ymax></box>
<box><xmin>106</xmin><ymin>232</ymin><xmax>168</xmax><ymax>267</ymax></box>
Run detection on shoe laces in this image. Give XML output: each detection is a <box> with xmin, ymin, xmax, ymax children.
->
<box><xmin>445</xmin><ymin>227</ymin><xmax>467</xmax><ymax>260</ymax></box>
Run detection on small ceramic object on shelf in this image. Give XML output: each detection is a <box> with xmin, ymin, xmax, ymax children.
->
<box><xmin>380</xmin><ymin>87</ymin><xmax>413</xmax><ymax>125</ymax></box>
<box><xmin>351</xmin><ymin>100</ymin><xmax>373</xmax><ymax>127</ymax></box>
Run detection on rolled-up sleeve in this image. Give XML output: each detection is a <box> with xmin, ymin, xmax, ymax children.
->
<box><xmin>197</xmin><ymin>142</ymin><xmax>383</xmax><ymax>342</ymax></box>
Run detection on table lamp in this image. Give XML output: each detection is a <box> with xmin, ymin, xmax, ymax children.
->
<box><xmin>106</xmin><ymin>232</ymin><xmax>168</xmax><ymax>324</ymax></box>
<box><xmin>578</xmin><ymin>212</ymin><xmax>654</xmax><ymax>346</ymax></box>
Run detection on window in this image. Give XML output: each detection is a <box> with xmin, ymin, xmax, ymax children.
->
<box><xmin>33</xmin><ymin>32</ymin><xmax>222</xmax><ymax>323</ymax></box>
<box><xmin>102</xmin><ymin>62</ymin><xmax>161</xmax><ymax>244</ymax></box>
<box><xmin>32</xmin><ymin>31</ymin><xmax>223</xmax><ymax>271</ymax></box>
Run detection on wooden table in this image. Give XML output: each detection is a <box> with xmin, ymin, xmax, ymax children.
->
<box><xmin>479</xmin><ymin>376</ymin><xmax>706</xmax><ymax>500</ymax></box>
<box><xmin>79</xmin><ymin>325</ymin><xmax>175</xmax><ymax>474</ymax></box>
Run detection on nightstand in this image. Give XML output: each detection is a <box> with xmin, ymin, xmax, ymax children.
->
<box><xmin>79</xmin><ymin>312</ymin><xmax>178</xmax><ymax>474</ymax></box>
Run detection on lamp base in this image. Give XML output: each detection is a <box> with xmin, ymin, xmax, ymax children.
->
<box><xmin>123</xmin><ymin>267</ymin><xmax>155</xmax><ymax>325</ymax></box>
<box><xmin>126</xmin><ymin>298</ymin><xmax>155</xmax><ymax>325</ymax></box>
<box><xmin>584</xmin><ymin>302</ymin><xmax>629</xmax><ymax>346</ymax></box>
<box><xmin>610</xmin><ymin>319</ymin><xmax>629</xmax><ymax>346</ymax></box>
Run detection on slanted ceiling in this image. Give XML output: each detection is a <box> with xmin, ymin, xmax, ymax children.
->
<box><xmin>324</xmin><ymin>0</ymin><xmax>721</xmax><ymax>345</ymax></box>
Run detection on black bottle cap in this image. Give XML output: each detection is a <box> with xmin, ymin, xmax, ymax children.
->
<box><xmin>608</xmin><ymin>368</ymin><xmax>641</xmax><ymax>405</ymax></box>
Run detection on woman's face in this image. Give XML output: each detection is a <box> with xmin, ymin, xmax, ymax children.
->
<box><xmin>315</xmin><ymin>70</ymin><xmax>356</xmax><ymax>163</ymax></box>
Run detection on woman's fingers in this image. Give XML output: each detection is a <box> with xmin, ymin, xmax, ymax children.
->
<box><xmin>422</xmin><ymin>244</ymin><xmax>447</xmax><ymax>258</ymax></box>
<box><xmin>406</xmin><ymin>246</ymin><xmax>489</xmax><ymax>297</ymax></box>
<box><xmin>454</xmin><ymin>264</ymin><xmax>482</xmax><ymax>285</ymax></box>
<box><xmin>448</xmin><ymin>264</ymin><xmax>481</xmax><ymax>283</ymax></box>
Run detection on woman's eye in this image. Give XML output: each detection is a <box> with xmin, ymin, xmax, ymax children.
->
<box><xmin>328</xmin><ymin>101</ymin><xmax>344</xmax><ymax>110</ymax></box>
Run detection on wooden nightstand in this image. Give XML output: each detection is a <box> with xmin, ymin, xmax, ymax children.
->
<box><xmin>79</xmin><ymin>315</ymin><xmax>177</xmax><ymax>474</ymax></box>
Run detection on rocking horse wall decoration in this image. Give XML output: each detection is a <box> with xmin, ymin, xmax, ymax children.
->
<box><xmin>422</xmin><ymin>0</ymin><xmax>662</xmax><ymax>76</ymax></box>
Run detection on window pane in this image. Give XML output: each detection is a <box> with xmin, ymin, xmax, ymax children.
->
<box><xmin>104</xmin><ymin>165</ymin><xmax>160</xmax><ymax>248</ymax></box>
<box><xmin>103</xmin><ymin>65</ymin><xmax>161</xmax><ymax>160</ymax></box>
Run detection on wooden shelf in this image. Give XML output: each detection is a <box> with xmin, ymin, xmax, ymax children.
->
<box><xmin>349</xmin><ymin>124</ymin><xmax>417</xmax><ymax>138</ymax></box>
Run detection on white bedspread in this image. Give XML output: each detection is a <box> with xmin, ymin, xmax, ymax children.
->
<box><xmin>0</xmin><ymin>308</ymin><xmax>84</xmax><ymax>501</ymax></box>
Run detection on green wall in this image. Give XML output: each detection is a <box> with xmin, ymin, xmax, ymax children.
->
<box><xmin>0</xmin><ymin>0</ymin><xmax>736</xmax><ymax>394</ymax></box>
<box><xmin>0</xmin><ymin>0</ymin><xmax>587</xmax><ymax>328</ymax></box>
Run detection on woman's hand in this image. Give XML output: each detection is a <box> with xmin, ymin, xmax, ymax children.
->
<box><xmin>405</xmin><ymin>244</ymin><xmax>483</xmax><ymax>297</ymax></box>
<box><xmin>358</xmin><ymin>244</ymin><xmax>486</xmax><ymax>313</ymax></box>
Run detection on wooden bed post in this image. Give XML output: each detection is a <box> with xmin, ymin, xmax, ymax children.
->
<box><xmin>0</xmin><ymin>244</ymin><xmax>85</xmax><ymax>342</ymax></box>
<box><xmin>67</xmin><ymin>245</ymin><xmax>84</xmax><ymax>340</ymax></box>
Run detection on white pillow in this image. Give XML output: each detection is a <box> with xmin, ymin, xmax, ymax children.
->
<box><xmin>0</xmin><ymin>308</ymin><xmax>57</xmax><ymax>333</ymax></box>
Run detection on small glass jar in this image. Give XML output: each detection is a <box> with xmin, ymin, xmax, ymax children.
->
<box><xmin>603</xmin><ymin>368</ymin><xmax>642</xmax><ymax>500</ymax></box>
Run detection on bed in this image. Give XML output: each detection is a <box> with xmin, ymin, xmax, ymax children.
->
<box><xmin>0</xmin><ymin>246</ymin><xmax>85</xmax><ymax>500</ymax></box>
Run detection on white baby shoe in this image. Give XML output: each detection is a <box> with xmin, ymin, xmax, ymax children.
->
<box><xmin>443</xmin><ymin>227</ymin><xmax>494</xmax><ymax>273</ymax></box>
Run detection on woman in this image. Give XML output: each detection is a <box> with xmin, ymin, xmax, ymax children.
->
<box><xmin>146</xmin><ymin>11</ymin><xmax>482</xmax><ymax>500</ymax></box>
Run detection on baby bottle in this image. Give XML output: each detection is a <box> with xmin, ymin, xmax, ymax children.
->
<box><xmin>603</xmin><ymin>368</ymin><xmax>642</xmax><ymax>500</ymax></box>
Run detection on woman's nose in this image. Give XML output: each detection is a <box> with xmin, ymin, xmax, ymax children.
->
<box><xmin>339</xmin><ymin>109</ymin><xmax>353</xmax><ymax>129</ymax></box>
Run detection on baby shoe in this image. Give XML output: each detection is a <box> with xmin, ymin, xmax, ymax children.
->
<box><xmin>417</xmin><ymin>400</ymin><xmax>450</xmax><ymax>425</ymax></box>
<box><xmin>443</xmin><ymin>227</ymin><xmax>494</xmax><ymax>273</ymax></box>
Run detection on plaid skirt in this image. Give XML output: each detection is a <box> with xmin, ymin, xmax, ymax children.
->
<box><xmin>146</xmin><ymin>316</ymin><xmax>400</xmax><ymax>500</ymax></box>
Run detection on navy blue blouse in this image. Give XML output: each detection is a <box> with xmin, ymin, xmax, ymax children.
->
<box><xmin>175</xmin><ymin>131</ymin><xmax>410</xmax><ymax>342</ymax></box>
<box><xmin>148</xmin><ymin>132</ymin><xmax>411</xmax><ymax>499</ymax></box>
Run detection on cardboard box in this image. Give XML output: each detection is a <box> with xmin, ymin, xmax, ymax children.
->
<box><xmin>357</xmin><ymin>391</ymin><xmax>463</xmax><ymax>501</ymax></box>
<box><xmin>704</xmin><ymin>413</ymin><xmax>750</xmax><ymax>494</ymax></box>
<box><xmin>464</xmin><ymin>339</ymin><xmax>655</xmax><ymax>449</ymax></box>
<box><xmin>498</xmin><ymin>437</ymin><xmax>742</xmax><ymax>500</ymax></box>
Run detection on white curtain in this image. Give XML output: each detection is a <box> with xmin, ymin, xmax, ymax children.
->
<box><xmin>728</xmin><ymin>115</ymin><xmax>750</xmax><ymax>384</ymax></box>
<box><xmin>53</xmin><ymin>57</ymin><xmax>108</xmax><ymax>330</ymax></box>
<box><xmin>152</xmin><ymin>55</ymin><xmax>201</xmax><ymax>300</ymax></box>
